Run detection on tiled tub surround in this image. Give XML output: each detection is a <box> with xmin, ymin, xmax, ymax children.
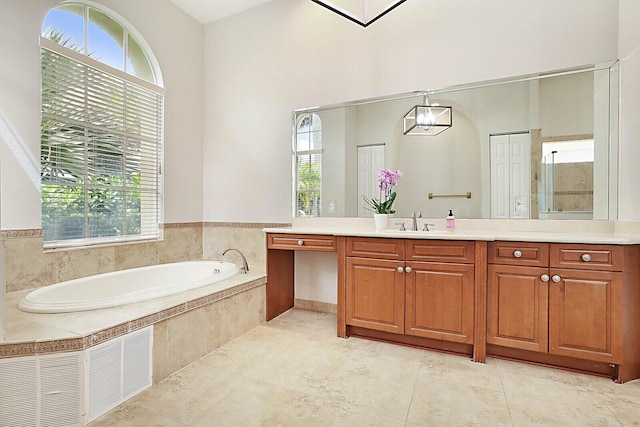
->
<box><xmin>0</xmin><ymin>221</ymin><xmax>290</xmax><ymax>381</ymax></box>
<box><xmin>2</xmin><ymin>267</ymin><xmax>266</xmax><ymax>381</ymax></box>
<box><xmin>1</xmin><ymin>222</ymin><xmax>204</xmax><ymax>293</ymax></box>
<box><xmin>203</xmin><ymin>222</ymin><xmax>290</xmax><ymax>270</ymax></box>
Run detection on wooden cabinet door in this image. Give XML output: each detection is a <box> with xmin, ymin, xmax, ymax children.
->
<box><xmin>487</xmin><ymin>264</ymin><xmax>549</xmax><ymax>352</ymax></box>
<box><xmin>345</xmin><ymin>257</ymin><xmax>405</xmax><ymax>334</ymax></box>
<box><xmin>548</xmin><ymin>269</ymin><xmax>623</xmax><ymax>363</ymax></box>
<box><xmin>405</xmin><ymin>262</ymin><xmax>475</xmax><ymax>344</ymax></box>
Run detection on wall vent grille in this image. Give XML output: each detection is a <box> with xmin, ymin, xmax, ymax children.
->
<box><xmin>40</xmin><ymin>355</ymin><xmax>84</xmax><ymax>427</ymax></box>
<box><xmin>123</xmin><ymin>327</ymin><xmax>153</xmax><ymax>399</ymax></box>
<box><xmin>0</xmin><ymin>353</ymin><xmax>84</xmax><ymax>427</ymax></box>
<box><xmin>87</xmin><ymin>326</ymin><xmax>153</xmax><ymax>422</ymax></box>
<box><xmin>0</xmin><ymin>357</ymin><xmax>38</xmax><ymax>426</ymax></box>
<box><xmin>87</xmin><ymin>340</ymin><xmax>122</xmax><ymax>420</ymax></box>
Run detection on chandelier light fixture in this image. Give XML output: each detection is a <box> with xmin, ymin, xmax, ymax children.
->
<box><xmin>310</xmin><ymin>0</ymin><xmax>407</xmax><ymax>27</ymax></box>
<box><xmin>403</xmin><ymin>94</ymin><xmax>453</xmax><ymax>136</ymax></box>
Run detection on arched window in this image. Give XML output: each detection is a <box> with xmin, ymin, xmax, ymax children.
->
<box><xmin>40</xmin><ymin>3</ymin><xmax>164</xmax><ymax>246</ymax></box>
<box><xmin>295</xmin><ymin>113</ymin><xmax>322</xmax><ymax>216</ymax></box>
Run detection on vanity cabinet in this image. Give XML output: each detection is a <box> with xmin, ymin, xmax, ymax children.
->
<box><xmin>267</xmin><ymin>230</ymin><xmax>640</xmax><ymax>382</ymax></box>
<box><xmin>266</xmin><ymin>233</ymin><xmax>337</xmax><ymax>321</ymax></box>
<box><xmin>487</xmin><ymin>242</ymin><xmax>624</xmax><ymax>364</ymax></box>
<box><xmin>345</xmin><ymin>237</ymin><xmax>475</xmax><ymax>345</ymax></box>
<box><xmin>345</xmin><ymin>238</ymin><xmax>405</xmax><ymax>334</ymax></box>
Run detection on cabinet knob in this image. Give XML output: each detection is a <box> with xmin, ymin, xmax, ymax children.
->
<box><xmin>297</xmin><ymin>240</ymin><xmax>304</xmax><ymax>246</ymax></box>
<box><xmin>397</xmin><ymin>266</ymin><xmax>404</xmax><ymax>273</ymax></box>
<box><xmin>541</xmin><ymin>274</ymin><xmax>550</xmax><ymax>282</ymax></box>
<box><xmin>513</xmin><ymin>250</ymin><xmax>523</xmax><ymax>258</ymax></box>
<box><xmin>552</xmin><ymin>275</ymin><xmax>561</xmax><ymax>283</ymax></box>
<box><xmin>405</xmin><ymin>266</ymin><xmax>413</xmax><ymax>273</ymax></box>
<box><xmin>581</xmin><ymin>253</ymin><xmax>592</xmax><ymax>262</ymax></box>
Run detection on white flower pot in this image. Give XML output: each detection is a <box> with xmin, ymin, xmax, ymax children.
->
<box><xmin>373</xmin><ymin>213</ymin><xmax>388</xmax><ymax>231</ymax></box>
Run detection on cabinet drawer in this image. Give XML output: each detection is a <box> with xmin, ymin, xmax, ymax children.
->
<box><xmin>551</xmin><ymin>244</ymin><xmax>623</xmax><ymax>271</ymax></box>
<box><xmin>267</xmin><ymin>234</ymin><xmax>336</xmax><ymax>251</ymax></box>
<box><xmin>346</xmin><ymin>237</ymin><xmax>404</xmax><ymax>259</ymax></box>
<box><xmin>488</xmin><ymin>241</ymin><xmax>549</xmax><ymax>267</ymax></box>
<box><xmin>406</xmin><ymin>240</ymin><xmax>475</xmax><ymax>263</ymax></box>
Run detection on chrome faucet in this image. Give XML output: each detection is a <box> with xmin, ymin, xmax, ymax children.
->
<box><xmin>411</xmin><ymin>211</ymin><xmax>422</xmax><ymax>231</ymax></box>
<box><xmin>222</xmin><ymin>248</ymin><xmax>250</xmax><ymax>274</ymax></box>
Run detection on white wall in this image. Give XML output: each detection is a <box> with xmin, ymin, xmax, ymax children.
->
<box><xmin>0</xmin><ymin>0</ymin><xmax>204</xmax><ymax>230</ymax></box>
<box><xmin>618</xmin><ymin>0</ymin><xmax>640</xmax><ymax>220</ymax></box>
<box><xmin>203</xmin><ymin>0</ymin><xmax>619</xmax><ymax>223</ymax></box>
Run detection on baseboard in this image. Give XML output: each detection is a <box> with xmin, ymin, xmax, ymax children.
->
<box><xmin>294</xmin><ymin>298</ymin><xmax>337</xmax><ymax>314</ymax></box>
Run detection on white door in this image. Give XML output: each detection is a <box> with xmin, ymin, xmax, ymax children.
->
<box><xmin>490</xmin><ymin>133</ymin><xmax>531</xmax><ymax>219</ymax></box>
<box><xmin>357</xmin><ymin>145</ymin><xmax>385</xmax><ymax>217</ymax></box>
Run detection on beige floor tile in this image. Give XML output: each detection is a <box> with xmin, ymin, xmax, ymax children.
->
<box><xmin>250</xmin><ymin>335</ymin><xmax>351</xmax><ymax>395</ymax></box>
<box><xmin>497</xmin><ymin>359</ymin><xmax>612</xmax><ymax>414</ymax></box>
<box><xmin>299</xmin><ymin>393</ymin><xmax>405</xmax><ymax>427</ymax></box>
<box><xmin>407</xmin><ymin>375</ymin><xmax>512</xmax><ymax>426</ymax></box>
<box><xmin>190</xmin><ymin>400</ymin><xmax>263</xmax><ymax>427</ymax></box>
<box><xmin>219</xmin><ymin>376</ymin><xmax>317</xmax><ymax>424</ymax></box>
<box><xmin>507</xmin><ymin>394</ymin><xmax>622</xmax><ymax>427</ymax></box>
<box><xmin>127</xmin><ymin>372</ymin><xmax>232</xmax><ymax>425</ymax></box>
<box><xmin>323</xmin><ymin>347</ymin><xmax>421</xmax><ymax>421</ymax></box>
<box><xmin>88</xmin><ymin>403</ymin><xmax>185</xmax><ymax>426</ymax></box>
<box><xmin>593</xmin><ymin>379</ymin><xmax>640</xmax><ymax>427</ymax></box>
<box><xmin>89</xmin><ymin>308</ymin><xmax>640</xmax><ymax>427</ymax></box>
<box><xmin>420</xmin><ymin>351</ymin><xmax>504</xmax><ymax>392</ymax></box>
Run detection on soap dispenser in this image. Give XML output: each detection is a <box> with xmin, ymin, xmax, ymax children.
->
<box><xmin>446</xmin><ymin>209</ymin><xmax>455</xmax><ymax>230</ymax></box>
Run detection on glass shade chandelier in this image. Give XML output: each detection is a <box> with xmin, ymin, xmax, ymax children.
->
<box><xmin>403</xmin><ymin>94</ymin><xmax>452</xmax><ymax>136</ymax></box>
<box><xmin>310</xmin><ymin>0</ymin><xmax>406</xmax><ymax>27</ymax></box>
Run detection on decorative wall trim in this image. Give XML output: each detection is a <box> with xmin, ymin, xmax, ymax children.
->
<box><xmin>0</xmin><ymin>221</ymin><xmax>289</xmax><ymax>237</ymax></box>
<box><xmin>0</xmin><ymin>277</ymin><xmax>266</xmax><ymax>359</ymax></box>
<box><xmin>1</xmin><ymin>229</ymin><xmax>44</xmax><ymax>238</ymax></box>
<box><xmin>161</xmin><ymin>222</ymin><xmax>204</xmax><ymax>229</ymax></box>
<box><xmin>204</xmin><ymin>222</ymin><xmax>291</xmax><ymax>229</ymax></box>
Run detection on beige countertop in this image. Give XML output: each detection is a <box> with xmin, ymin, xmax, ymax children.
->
<box><xmin>265</xmin><ymin>218</ymin><xmax>640</xmax><ymax>245</ymax></box>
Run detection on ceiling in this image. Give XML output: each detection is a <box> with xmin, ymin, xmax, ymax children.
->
<box><xmin>168</xmin><ymin>0</ymin><xmax>274</xmax><ymax>25</ymax></box>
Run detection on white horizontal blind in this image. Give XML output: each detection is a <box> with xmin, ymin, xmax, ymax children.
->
<box><xmin>296</xmin><ymin>152</ymin><xmax>322</xmax><ymax>216</ymax></box>
<box><xmin>41</xmin><ymin>44</ymin><xmax>163</xmax><ymax>245</ymax></box>
<box><xmin>296</xmin><ymin>113</ymin><xmax>322</xmax><ymax>217</ymax></box>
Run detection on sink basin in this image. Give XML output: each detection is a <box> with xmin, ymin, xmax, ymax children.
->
<box><xmin>381</xmin><ymin>228</ymin><xmax>448</xmax><ymax>234</ymax></box>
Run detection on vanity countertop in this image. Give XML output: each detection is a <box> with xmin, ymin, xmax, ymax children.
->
<box><xmin>264</xmin><ymin>218</ymin><xmax>640</xmax><ymax>245</ymax></box>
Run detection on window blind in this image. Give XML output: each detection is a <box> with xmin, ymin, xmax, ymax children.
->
<box><xmin>41</xmin><ymin>44</ymin><xmax>163</xmax><ymax>246</ymax></box>
<box><xmin>296</xmin><ymin>151</ymin><xmax>322</xmax><ymax>216</ymax></box>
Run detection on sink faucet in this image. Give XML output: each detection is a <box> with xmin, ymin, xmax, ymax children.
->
<box><xmin>411</xmin><ymin>211</ymin><xmax>422</xmax><ymax>231</ymax></box>
<box><xmin>222</xmin><ymin>248</ymin><xmax>250</xmax><ymax>274</ymax></box>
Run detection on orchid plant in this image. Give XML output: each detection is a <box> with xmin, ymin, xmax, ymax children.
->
<box><xmin>363</xmin><ymin>168</ymin><xmax>402</xmax><ymax>214</ymax></box>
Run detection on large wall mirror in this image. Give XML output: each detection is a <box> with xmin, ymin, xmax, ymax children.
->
<box><xmin>293</xmin><ymin>61</ymin><xmax>619</xmax><ymax>220</ymax></box>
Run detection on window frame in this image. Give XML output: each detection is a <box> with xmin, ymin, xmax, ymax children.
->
<box><xmin>40</xmin><ymin>4</ymin><xmax>164</xmax><ymax>249</ymax></box>
<box><xmin>294</xmin><ymin>113</ymin><xmax>323</xmax><ymax>217</ymax></box>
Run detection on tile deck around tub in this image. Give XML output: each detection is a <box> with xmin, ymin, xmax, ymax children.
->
<box><xmin>0</xmin><ymin>268</ymin><xmax>266</xmax><ymax>358</ymax></box>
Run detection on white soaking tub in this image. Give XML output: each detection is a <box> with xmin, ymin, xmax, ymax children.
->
<box><xmin>18</xmin><ymin>261</ymin><xmax>239</xmax><ymax>313</ymax></box>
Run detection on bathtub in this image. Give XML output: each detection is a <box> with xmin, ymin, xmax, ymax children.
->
<box><xmin>18</xmin><ymin>260</ymin><xmax>240</xmax><ymax>314</ymax></box>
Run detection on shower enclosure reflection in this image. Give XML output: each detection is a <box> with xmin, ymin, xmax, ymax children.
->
<box><xmin>539</xmin><ymin>138</ymin><xmax>595</xmax><ymax>220</ymax></box>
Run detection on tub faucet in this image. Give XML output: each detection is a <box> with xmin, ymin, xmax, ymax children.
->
<box><xmin>222</xmin><ymin>248</ymin><xmax>250</xmax><ymax>274</ymax></box>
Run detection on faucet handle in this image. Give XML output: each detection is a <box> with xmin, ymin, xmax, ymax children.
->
<box><xmin>423</xmin><ymin>223</ymin><xmax>435</xmax><ymax>232</ymax></box>
<box><xmin>395</xmin><ymin>222</ymin><xmax>406</xmax><ymax>231</ymax></box>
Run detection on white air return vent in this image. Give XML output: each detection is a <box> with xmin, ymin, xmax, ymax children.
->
<box><xmin>123</xmin><ymin>327</ymin><xmax>153</xmax><ymax>399</ymax></box>
<box><xmin>0</xmin><ymin>357</ymin><xmax>38</xmax><ymax>426</ymax></box>
<box><xmin>0</xmin><ymin>353</ymin><xmax>84</xmax><ymax>427</ymax></box>
<box><xmin>87</xmin><ymin>326</ymin><xmax>153</xmax><ymax>422</ymax></box>
<box><xmin>40</xmin><ymin>354</ymin><xmax>84</xmax><ymax>426</ymax></box>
